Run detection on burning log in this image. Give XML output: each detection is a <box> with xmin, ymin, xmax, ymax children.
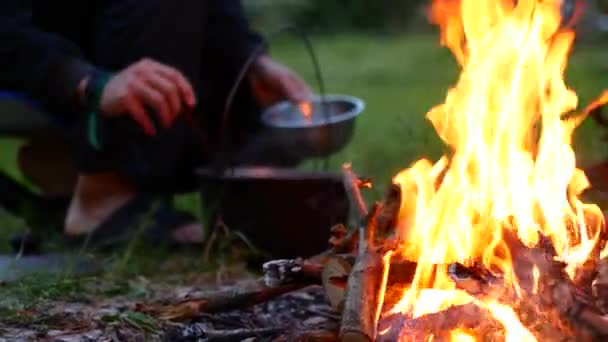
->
<box><xmin>377</xmin><ymin>303</ymin><xmax>494</xmax><ymax>342</ymax></box>
<box><xmin>439</xmin><ymin>229</ymin><xmax>607</xmax><ymax>340</ymax></box>
<box><xmin>340</xmin><ymin>204</ymin><xmax>390</xmax><ymax>342</ymax></box>
<box><xmin>322</xmin><ymin>255</ymin><xmax>417</xmax><ymax>311</ymax></box>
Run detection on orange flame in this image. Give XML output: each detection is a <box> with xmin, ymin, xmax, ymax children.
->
<box><xmin>450</xmin><ymin>329</ymin><xmax>476</xmax><ymax>342</ymax></box>
<box><xmin>389</xmin><ymin>0</ymin><xmax>605</xmax><ymax>340</ymax></box>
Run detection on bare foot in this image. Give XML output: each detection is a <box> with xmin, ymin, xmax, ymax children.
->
<box><xmin>64</xmin><ymin>172</ymin><xmax>135</xmax><ymax>235</ymax></box>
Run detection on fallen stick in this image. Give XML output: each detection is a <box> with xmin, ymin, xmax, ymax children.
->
<box><xmin>342</xmin><ymin>164</ymin><xmax>370</xmax><ymax>221</ymax></box>
<box><xmin>201</xmin><ymin>327</ymin><xmax>283</xmax><ymax>341</ymax></box>
<box><xmin>263</xmin><ymin>258</ymin><xmax>323</xmax><ymax>288</ymax></box>
<box><xmin>136</xmin><ymin>281</ymin><xmax>305</xmax><ymax>321</ymax></box>
<box><xmin>273</xmin><ymin>330</ymin><xmax>339</xmax><ymax>342</ymax></box>
<box><xmin>340</xmin><ymin>204</ymin><xmax>389</xmax><ymax>342</ymax></box>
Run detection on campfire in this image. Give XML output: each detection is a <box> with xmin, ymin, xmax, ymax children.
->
<box><xmin>343</xmin><ymin>0</ymin><xmax>608</xmax><ymax>340</ymax></box>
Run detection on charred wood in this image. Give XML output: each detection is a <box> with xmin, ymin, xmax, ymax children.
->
<box><xmin>342</xmin><ymin>164</ymin><xmax>370</xmax><ymax>222</ymax></box>
<box><xmin>340</xmin><ymin>204</ymin><xmax>389</xmax><ymax>342</ymax></box>
<box><xmin>273</xmin><ymin>329</ymin><xmax>339</xmax><ymax>342</ymax></box>
<box><xmin>263</xmin><ymin>258</ymin><xmax>323</xmax><ymax>288</ymax></box>
<box><xmin>136</xmin><ymin>281</ymin><xmax>306</xmax><ymax>321</ymax></box>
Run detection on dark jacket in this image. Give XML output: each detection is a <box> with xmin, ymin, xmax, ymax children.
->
<box><xmin>0</xmin><ymin>0</ymin><xmax>264</xmax><ymax>117</ymax></box>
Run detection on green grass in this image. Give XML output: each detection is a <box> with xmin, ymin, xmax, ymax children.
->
<box><xmin>265</xmin><ymin>33</ymin><xmax>608</xmax><ymax>194</ymax></box>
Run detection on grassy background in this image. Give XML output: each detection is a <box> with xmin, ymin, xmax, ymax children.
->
<box><xmin>0</xmin><ymin>33</ymin><xmax>607</xmax><ymax>250</ymax></box>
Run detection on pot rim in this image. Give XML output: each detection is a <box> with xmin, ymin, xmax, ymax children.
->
<box><xmin>196</xmin><ymin>166</ymin><xmax>343</xmax><ymax>181</ymax></box>
<box><xmin>261</xmin><ymin>94</ymin><xmax>365</xmax><ymax>129</ymax></box>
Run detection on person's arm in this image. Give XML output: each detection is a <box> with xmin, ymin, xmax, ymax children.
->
<box><xmin>0</xmin><ymin>2</ymin><xmax>97</xmax><ymax>115</ymax></box>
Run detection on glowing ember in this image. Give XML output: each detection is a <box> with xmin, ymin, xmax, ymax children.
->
<box><xmin>384</xmin><ymin>0</ymin><xmax>607</xmax><ymax>340</ymax></box>
<box><xmin>450</xmin><ymin>329</ymin><xmax>476</xmax><ymax>342</ymax></box>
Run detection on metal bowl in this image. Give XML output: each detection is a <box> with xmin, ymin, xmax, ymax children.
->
<box><xmin>261</xmin><ymin>94</ymin><xmax>364</xmax><ymax>159</ymax></box>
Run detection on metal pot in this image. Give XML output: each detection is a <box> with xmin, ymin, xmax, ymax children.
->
<box><xmin>197</xmin><ymin>166</ymin><xmax>349</xmax><ymax>259</ymax></box>
<box><xmin>260</xmin><ymin>95</ymin><xmax>364</xmax><ymax>159</ymax></box>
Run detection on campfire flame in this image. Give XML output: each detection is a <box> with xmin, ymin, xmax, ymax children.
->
<box><xmin>386</xmin><ymin>0</ymin><xmax>607</xmax><ymax>340</ymax></box>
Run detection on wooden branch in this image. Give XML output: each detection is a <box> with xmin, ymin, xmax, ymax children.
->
<box><xmin>262</xmin><ymin>258</ymin><xmax>323</xmax><ymax>288</ymax></box>
<box><xmin>326</xmin><ymin>224</ymin><xmax>359</xmax><ymax>256</ymax></box>
<box><xmin>136</xmin><ymin>281</ymin><xmax>305</xmax><ymax>321</ymax></box>
<box><xmin>321</xmin><ymin>254</ymin><xmax>417</xmax><ymax>312</ymax></box>
<box><xmin>340</xmin><ymin>204</ymin><xmax>388</xmax><ymax>342</ymax></box>
<box><xmin>201</xmin><ymin>327</ymin><xmax>283</xmax><ymax>341</ymax></box>
<box><xmin>273</xmin><ymin>329</ymin><xmax>339</xmax><ymax>342</ymax></box>
<box><xmin>342</xmin><ymin>164</ymin><xmax>370</xmax><ymax>222</ymax></box>
<box><xmin>322</xmin><ymin>255</ymin><xmax>355</xmax><ymax>310</ymax></box>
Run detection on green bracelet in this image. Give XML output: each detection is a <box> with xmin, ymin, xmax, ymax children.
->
<box><xmin>87</xmin><ymin>111</ymin><xmax>102</xmax><ymax>150</ymax></box>
<box><xmin>86</xmin><ymin>72</ymin><xmax>113</xmax><ymax>150</ymax></box>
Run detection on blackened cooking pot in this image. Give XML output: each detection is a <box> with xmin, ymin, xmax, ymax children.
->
<box><xmin>197</xmin><ymin>167</ymin><xmax>350</xmax><ymax>259</ymax></box>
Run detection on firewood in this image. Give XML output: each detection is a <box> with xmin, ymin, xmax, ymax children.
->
<box><xmin>136</xmin><ymin>281</ymin><xmax>305</xmax><ymax>321</ymax></box>
<box><xmin>273</xmin><ymin>329</ymin><xmax>339</xmax><ymax>342</ymax></box>
<box><xmin>262</xmin><ymin>258</ymin><xmax>323</xmax><ymax>288</ymax></box>
<box><xmin>593</xmin><ymin>256</ymin><xmax>608</xmax><ymax>313</ymax></box>
<box><xmin>342</xmin><ymin>164</ymin><xmax>370</xmax><ymax>222</ymax></box>
<box><xmin>322</xmin><ymin>254</ymin><xmax>417</xmax><ymax>313</ymax></box>
<box><xmin>377</xmin><ymin>303</ymin><xmax>489</xmax><ymax>342</ymax></box>
<box><xmin>322</xmin><ymin>255</ymin><xmax>355</xmax><ymax>310</ymax></box>
<box><xmin>340</xmin><ymin>204</ymin><xmax>389</xmax><ymax>342</ymax></box>
<box><xmin>572</xmin><ymin>212</ymin><xmax>608</xmax><ymax>295</ymax></box>
<box><xmin>197</xmin><ymin>326</ymin><xmax>283</xmax><ymax>341</ymax></box>
<box><xmin>327</xmin><ymin>224</ymin><xmax>359</xmax><ymax>255</ymax></box>
<box><xmin>580</xmin><ymin>309</ymin><xmax>608</xmax><ymax>336</ymax></box>
<box><xmin>444</xmin><ymin>229</ymin><xmax>606</xmax><ymax>340</ymax></box>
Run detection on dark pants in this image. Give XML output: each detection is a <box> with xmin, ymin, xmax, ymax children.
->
<box><xmin>59</xmin><ymin>0</ymin><xmax>296</xmax><ymax>194</ymax></box>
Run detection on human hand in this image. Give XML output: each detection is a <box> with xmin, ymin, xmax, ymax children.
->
<box><xmin>94</xmin><ymin>59</ymin><xmax>196</xmax><ymax>135</ymax></box>
<box><xmin>248</xmin><ymin>55</ymin><xmax>312</xmax><ymax>108</ymax></box>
